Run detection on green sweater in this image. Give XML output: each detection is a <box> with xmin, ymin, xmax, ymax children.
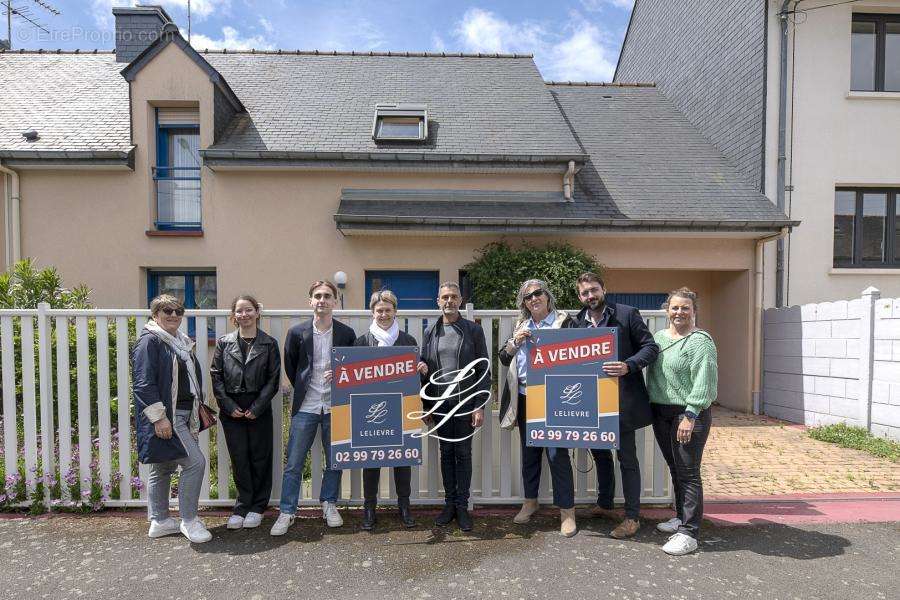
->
<box><xmin>647</xmin><ymin>329</ymin><xmax>718</xmax><ymax>414</ymax></box>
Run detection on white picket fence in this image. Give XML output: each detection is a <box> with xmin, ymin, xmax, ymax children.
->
<box><xmin>0</xmin><ymin>305</ymin><xmax>672</xmax><ymax>508</ymax></box>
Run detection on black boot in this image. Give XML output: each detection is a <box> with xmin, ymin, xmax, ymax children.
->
<box><xmin>362</xmin><ymin>502</ymin><xmax>376</xmax><ymax>531</ymax></box>
<box><xmin>456</xmin><ymin>506</ymin><xmax>473</xmax><ymax>532</ymax></box>
<box><xmin>398</xmin><ymin>497</ymin><xmax>416</xmax><ymax>528</ymax></box>
<box><xmin>435</xmin><ymin>503</ymin><xmax>456</xmax><ymax>526</ymax></box>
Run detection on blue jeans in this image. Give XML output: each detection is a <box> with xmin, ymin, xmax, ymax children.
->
<box><xmin>279</xmin><ymin>411</ymin><xmax>342</xmax><ymax>514</ymax></box>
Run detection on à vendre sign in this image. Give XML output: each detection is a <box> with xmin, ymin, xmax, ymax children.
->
<box><xmin>525</xmin><ymin>328</ymin><xmax>620</xmax><ymax>449</ymax></box>
<box><xmin>330</xmin><ymin>346</ymin><xmax>423</xmax><ymax>470</ymax></box>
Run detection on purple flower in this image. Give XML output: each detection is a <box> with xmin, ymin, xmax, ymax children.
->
<box><xmin>0</xmin><ymin>494</ymin><xmax>7</xmax><ymax>503</ymax></box>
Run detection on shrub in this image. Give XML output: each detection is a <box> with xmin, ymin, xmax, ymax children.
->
<box><xmin>463</xmin><ymin>241</ymin><xmax>604</xmax><ymax>311</ymax></box>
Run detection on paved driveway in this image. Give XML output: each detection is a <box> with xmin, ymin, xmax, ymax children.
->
<box><xmin>703</xmin><ymin>407</ymin><xmax>899</xmax><ymax>496</ymax></box>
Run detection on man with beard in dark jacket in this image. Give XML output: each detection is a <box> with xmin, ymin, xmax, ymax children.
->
<box><xmin>418</xmin><ymin>282</ymin><xmax>490</xmax><ymax>532</ymax></box>
<box><xmin>569</xmin><ymin>273</ymin><xmax>659</xmax><ymax>539</ymax></box>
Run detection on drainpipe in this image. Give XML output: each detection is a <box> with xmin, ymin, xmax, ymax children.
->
<box><xmin>0</xmin><ymin>160</ymin><xmax>20</xmax><ymax>270</ymax></box>
<box><xmin>753</xmin><ymin>227</ymin><xmax>790</xmax><ymax>414</ymax></box>
<box><xmin>775</xmin><ymin>0</ymin><xmax>795</xmax><ymax>307</ymax></box>
<box><xmin>563</xmin><ymin>160</ymin><xmax>575</xmax><ymax>200</ymax></box>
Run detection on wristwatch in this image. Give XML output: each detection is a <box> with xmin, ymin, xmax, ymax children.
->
<box><xmin>683</xmin><ymin>410</ymin><xmax>697</xmax><ymax>421</ymax></box>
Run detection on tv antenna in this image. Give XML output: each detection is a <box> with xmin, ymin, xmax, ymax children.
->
<box><xmin>3</xmin><ymin>0</ymin><xmax>61</xmax><ymax>50</ymax></box>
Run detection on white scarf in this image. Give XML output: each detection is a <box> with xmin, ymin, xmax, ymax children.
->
<box><xmin>369</xmin><ymin>319</ymin><xmax>400</xmax><ymax>347</ymax></box>
<box><xmin>144</xmin><ymin>320</ymin><xmax>202</xmax><ymax>400</ymax></box>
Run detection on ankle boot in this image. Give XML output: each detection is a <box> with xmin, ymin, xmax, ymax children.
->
<box><xmin>560</xmin><ymin>508</ymin><xmax>577</xmax><ymax>538</ymax></box>
<box><xmin>398</xmin><ymin>497</ymin><xmax>416</xmax><ymax>528</ymax></box>
<box><xmin>456</xmin><ymin>506</ymin><xmax>473</xmax><ymax>532</ymax></box>
<box><xmin>435</xmin><ymin>503</ymin><xmax>456</xmax><ymax>526</ymax></box>
<box><xmin>362</xmin><ymin>502</ymin><xmax>376</xmax><ymax>531</ymax></box>
<box><xmin>513</xmin><ymin>498</ymin><xmax>539</xmax><ymax>524</ymax></box>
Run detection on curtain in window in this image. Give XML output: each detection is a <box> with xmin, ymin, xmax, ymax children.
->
<box><xmin>168</xmin><ymin>131</ymin><xmax>201</xmax><ymax>225</ymax></box>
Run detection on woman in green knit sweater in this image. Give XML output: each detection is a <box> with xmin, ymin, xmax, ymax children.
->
<box><xmin>647</xmin><ymin>287</ymin><xmax>717</xmax><ymax>556</ymax></box>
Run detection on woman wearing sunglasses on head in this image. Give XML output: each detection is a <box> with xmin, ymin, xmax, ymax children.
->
<box><xmin>210</xmin><ymin>295</ymin><xmax>282</xmax><ymax>531</ymax></box>
<box><xmin>497</xmin><ymin>279</ymin><xmax>577</xmax><ymax>537</ymax></box>
<box><xmin>132</xmin><ymin>294</ymin><xmax>212</xmax><ymax>544</ymax></box>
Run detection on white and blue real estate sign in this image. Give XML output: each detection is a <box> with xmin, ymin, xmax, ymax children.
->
<box><xmin>525</xmin><ymin>327</ymin><xmax>620</xmax><ymax>449</ymax></box>
<box><xmin>330</xmin><ymin>345</ymin><xmax>423</xmax><ymax>470</ymax></box>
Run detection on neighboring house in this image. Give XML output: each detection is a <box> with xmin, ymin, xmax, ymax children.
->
<box><xmin>0</xmin><ymin>5</ymin><xmax>794</xmax><ymax>411</ymax></box>
<box><xmin>616</xmin><ymin>0</ymin><xmax>900</xmax><ymax>307</ymax></box>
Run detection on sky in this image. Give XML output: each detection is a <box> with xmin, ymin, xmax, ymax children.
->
<box><xmin>4</xmin><ymin>0</ymin><xmax>635</xmax><ymax>81</ymax></box>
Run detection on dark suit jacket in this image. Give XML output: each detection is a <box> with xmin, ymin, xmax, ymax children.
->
<box><xmin>568</xmin><ymin>303</ymin><xmax>660</xmax><ymax>432</ymax></box>
<box><xmin>284</xmin><ymin>318</ymin><xmax>357</xmax><ymax>415</ymax></box>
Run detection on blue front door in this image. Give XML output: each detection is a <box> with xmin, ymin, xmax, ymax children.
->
<box><xmin>365</xmin><ymin>270</ymin><xmax>439</xmax><ymax>309</ymax></box>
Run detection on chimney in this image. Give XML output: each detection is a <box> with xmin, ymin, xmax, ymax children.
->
<box><xmin>113</xmin><ymin>4</ymin><xmax>175</xmax><ymax>63</ymax></box>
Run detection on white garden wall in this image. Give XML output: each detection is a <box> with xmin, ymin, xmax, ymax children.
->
<box><xmin>762</xmin><ymin>287</ymin><xmax>900</xmax><ymax>440</ymax></box>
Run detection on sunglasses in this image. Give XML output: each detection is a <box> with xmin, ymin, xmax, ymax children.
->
<box><xmin>523</xmin><ymin>289</ymin><xmax>545</xmax><ymax>301</ymax></box>
<box><xmin>160</xmin><ymin>307</ymin><xmax>185</xmax><ymax>316</ymax></box>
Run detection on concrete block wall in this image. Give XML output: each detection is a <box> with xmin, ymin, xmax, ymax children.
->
<box><xmin>870</xmin><ymin>297</ymin><xmax>900</xmax><ymax>440</ymax></box>
<box><xmin>762</xmin><ymin>288</ymin><xmax>900</xmax><ymax>440</ymax></box>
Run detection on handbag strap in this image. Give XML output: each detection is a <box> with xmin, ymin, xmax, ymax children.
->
<box><xmin>659</xmin><ymin>330</ymin><xmax>712</xmax><ymax>354</ymax></box>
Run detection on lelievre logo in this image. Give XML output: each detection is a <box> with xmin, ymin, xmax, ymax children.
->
<box><xmin>351</xmin><ymin>393</ymin><xmax>403</xmax><ymax>448</ymax></box>
<box><xmin>546</xmin><ymin>374</ymin><xmax>599</xmax><ymax>429</ymax></box>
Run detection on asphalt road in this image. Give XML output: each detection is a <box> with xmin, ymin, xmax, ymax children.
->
<box><xmin>0</xmin><ymin>509</ymin><xmax>896</xmax><ymax>600</ymax></box>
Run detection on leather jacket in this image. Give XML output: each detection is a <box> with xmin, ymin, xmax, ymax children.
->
<box><xmin>210</xmin><ymin>329</ymin><xmax>282</xmax><ymax>417</ymax></box>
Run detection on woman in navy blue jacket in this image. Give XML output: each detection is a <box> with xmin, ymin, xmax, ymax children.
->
<box><xmin>132</xmin><ymin>294</ymin><xmax>211</xmax><ymax>544</ymax></box>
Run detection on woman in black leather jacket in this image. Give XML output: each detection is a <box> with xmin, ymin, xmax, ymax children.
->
<box><xmin>210</xmin><ymin>294</ymin><xmax>282</xmax><ymax>530</ymax></box>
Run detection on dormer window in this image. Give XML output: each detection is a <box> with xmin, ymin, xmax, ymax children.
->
<box><xmin>372</xmin><ymin>103</ymin><xmax>427</xmax><ymax>141</ymax></box>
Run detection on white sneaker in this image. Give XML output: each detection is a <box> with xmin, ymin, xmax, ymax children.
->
<box><xmin>148</xmin><ymin>517</ymin><xmax>180</xmax><ymax>538</ymax></box>
<box><xmin>322</xmin><ymin>501</ymin><xmax>343</xmax><ymax>528</ymax></box>
<box><xmin>270</xmin><ymin>512</ymin><xmax>295</xmax><ymax>536</ymax></box>
<box><xmin>243</xmin><ymin>512</ymin><xmax>263</xmax><ymax>528</ymax></box>
<box><xmin>656</xmin><ymin>517</ymin><xmax>682</xmax><ymax>534</ymax></box>
<box><xmin>180</xmin><ymin>518</ymin><xmax>213</xmax><ymax>544</ymax></box>
<box><xmin>226</xmin><ymin>514</ymin><xmax>245</xmax><ymax>530</ymax></box>
<box><xmin>662</xmin><ymin>532</ymin><xmax>698</xmax><ymax>555</ymax></box>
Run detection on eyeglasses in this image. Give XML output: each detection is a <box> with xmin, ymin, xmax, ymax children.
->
<box><xmin>523</xmin><ymin>289</ymin><xmax>545</xmax><ymax>301</ymax></box>
<box><xmin>160</xmin><ymin>307</ymin><xmax>185</xmax><ymax>316</ymax></box>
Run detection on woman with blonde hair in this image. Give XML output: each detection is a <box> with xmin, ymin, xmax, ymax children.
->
<box><xmin>354</xmin><ymin>289</ymin><xmax>424</xmax><ymax>530</ymax></box>
<box><xmin>210</xmin><ymin>294</ymin><xmax>281</xmax><ymax>530</ymax></box>
<box><xmin>497</xmin><ymin>279</ymin><xmax>577</xmax><ymax>537</ymax></box>
<box><xmin>647</xmin><ymin>287</ymin><xmax>718</xmax><ymax>555</ymax></box>
<box><xmin>132</xmin><ymin>294</ymin><xmax>211</xmax><ymax>543</ymax></box>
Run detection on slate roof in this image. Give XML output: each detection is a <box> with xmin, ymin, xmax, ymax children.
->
<box><xmin>0</xmin><ymin>52</ymin><xmax>132</xmax><ymax>159</ymax></box>
<box><xmin>201</xmin><ymin>52</ymin><xmax>584</xmax><ymax>161</ymax></box>
<box><xmin>336</xmin><ymin>83</ymin><xmax>796</xmax><ymax>232</ymax></box>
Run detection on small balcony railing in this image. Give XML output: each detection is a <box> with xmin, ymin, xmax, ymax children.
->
<box><xmin>152</xmin><ymin>166</ymin><xmax>201</xmax><ymax>230</ymax></box>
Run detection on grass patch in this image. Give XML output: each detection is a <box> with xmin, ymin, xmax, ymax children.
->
<box><xmin>807</xmin><ymin>423</ymin><xmax>899</xmax><ymax>462</ymax></box>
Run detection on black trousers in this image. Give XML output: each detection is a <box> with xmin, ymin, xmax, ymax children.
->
<box><xmin>220</xmin><ymin>409</ymin><xmax>273</xmax><ymax>516</ymax></box>
<box><xmin>363</xmin><ymin>467</ymin><xmax>411</xmax><ymax>505</ymax></box>
<box><xmin>651</xmin><ymin>404</ymin><xmax>712</xmax><ymax>538</ymax></box>
<box><xmin>591</xmin><ymin>427</ymin><xmax>641</xmax><ymax>519</ymax></box>
<box><xmin>434</xmin><ymin>416</ymin><xmax>474</xmax><ymax>507</ymax></box>
<box><xmin>516</xmin><ymin>394</ymin><xmax>575</xmax><ymax>509</ymax></box>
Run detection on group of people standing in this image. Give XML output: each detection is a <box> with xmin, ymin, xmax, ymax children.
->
<box><xmin>131</xmin><ymin>274</ymin><xmax>717</xmax><ymax>556</ymax></box>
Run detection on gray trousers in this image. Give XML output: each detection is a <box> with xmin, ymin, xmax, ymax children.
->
<box><xmin>147</xmin><ymin>409</ymin><xmax>206</xmax><ymax>522</ymax></box>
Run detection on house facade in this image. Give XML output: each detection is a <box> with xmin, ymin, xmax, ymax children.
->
<box><xmin>0</xmin><ymin>5</ymin><xmax>794</xmax><ymax>412</ymax></box>
<box><xmin>616</xmin><ymin>0</ymin><xmax>900</xmax><ymax>307</ymax></box>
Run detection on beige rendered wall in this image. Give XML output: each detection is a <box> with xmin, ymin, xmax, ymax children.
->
<box><xmin>766</xmin><ymin>2</ymin><xmax>900</xmax><ymax>307</ymax></box>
